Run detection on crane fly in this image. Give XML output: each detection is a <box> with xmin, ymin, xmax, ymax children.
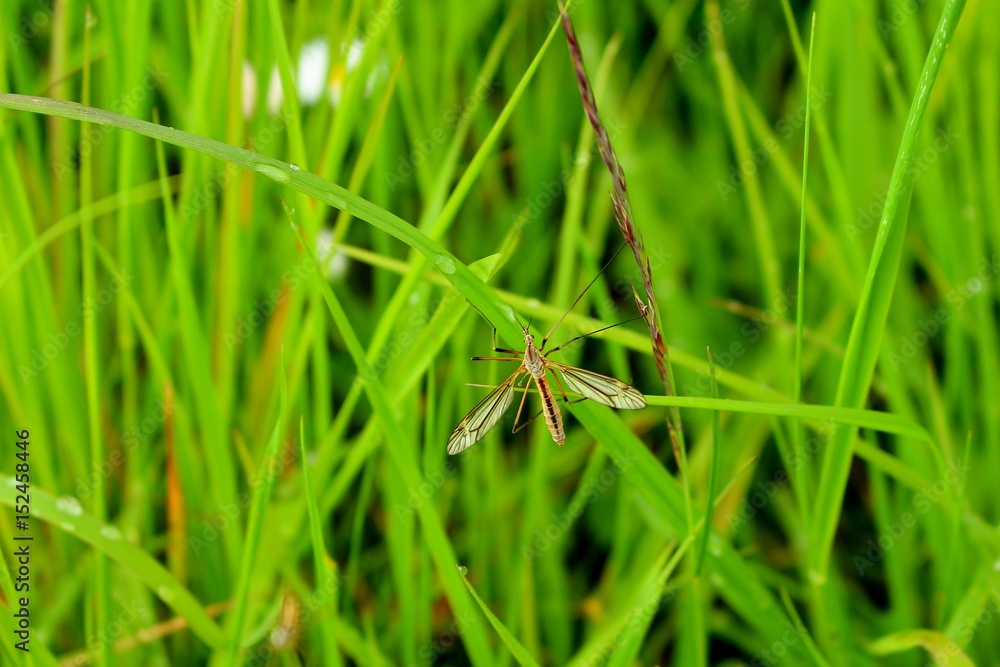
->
<box><xmin>447</xmin><ymin>246</ymin><xmax>646</xmax><ymax>455</ymax></box>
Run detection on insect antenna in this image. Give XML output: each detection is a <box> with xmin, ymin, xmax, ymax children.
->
<box><xmin>545</xmin><ymin>313</ymin><xmax>645</xmax><ymax>356</ymax></box>
<box><xmin>541</xmin><ymin>241</ymin><xmax>628</xmax><ymax>348</ymax></box>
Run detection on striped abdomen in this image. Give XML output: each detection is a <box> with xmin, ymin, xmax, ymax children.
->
<box><xmin>534</xmin><ymin>374</ymin><xmax>565</xmax><ymax>446</ymax></box>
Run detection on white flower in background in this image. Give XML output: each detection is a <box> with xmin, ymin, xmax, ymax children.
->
<box><xmin>328</xmin><ymin>37</ymin><xmax>388</xmax><ymax>107</ymax></box>
<box><xmin>315</xmin><ymin>228</ymin><xmax>349</xmax><ymax>280</ymax></box>
<box><xmin>259</xmin><ymin>36</ymin><xmax>387</xmax><ymax>113</ymax></box>
<box><xmin>297</xmin><ymin>37</ymin><xmax>330</xmax><ymax>105</ymax></box>
<box><xmin>265</xmin><ymin>37</ymin><xmax>331</xmax><ymax>114</ymax></box>
<box><xmin>241</xmin><ymin>61</ymin><xmax>258</xmax><ymax>119</ymax></box>
<box><xmin>266</xmin><ymin>65</ymin><xmax>283</xmax><ymax>116</ymax></box>
<box><xmin>346</xmin><ymin>38</ymin><xmax>365</xmax><ymax>71</ymax></box>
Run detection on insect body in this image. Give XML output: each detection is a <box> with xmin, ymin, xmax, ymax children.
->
<box><xmin>446</xmin><ymin>326</ymin><xmax>645</xmax><ymax>455</ymax></box>
<box><xmin>522</xmin><ymin>330</ymin><xmax>566</xmax><ymax>446</ymax></box>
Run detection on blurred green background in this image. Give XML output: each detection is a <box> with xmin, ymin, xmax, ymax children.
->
<box><xmin>0</xmin><ymin>0</ymin><xmax>997</xmax><ymax>665</ymax></box>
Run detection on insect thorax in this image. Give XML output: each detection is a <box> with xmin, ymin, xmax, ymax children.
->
<box><xmin>523</xmin><ymin>345</ymin><xmax>546</xmax><ymax>377</ymax></box>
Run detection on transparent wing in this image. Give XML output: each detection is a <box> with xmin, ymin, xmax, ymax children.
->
<box><xmin>447</xmin><ymin>369</ymin><xmax>523</xmax><ymax>455</ymax></box>
<box><xmin>548</xmin><ymin>362</ymin><xmax>646</xmax><ymax>410</ymax></box>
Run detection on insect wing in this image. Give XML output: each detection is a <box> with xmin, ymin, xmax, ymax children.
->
<box><xmin>447</xmin><ymin>370</ymin><xmax>522</xmax><ymax>454</ymax></box>
<box><xmin>550</xmin><ymin>362</ymin><xmax>646</xmax><ymax>409</ymax></box>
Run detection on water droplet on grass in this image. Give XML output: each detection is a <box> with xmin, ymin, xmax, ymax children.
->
<box><xmin>57</xmin><ymin>496</ymin><xmax>83</xmax><ymax>516</ymax></box>
<box><xmin>100</xmin><ymin>525</ymin><xmax>122</xmax><ymax>541</ymax></box>
<box><xmin>289</xmin><ymin>163</ymin><xmax>300</xmax><ymax>171</ymax></box>
<box><xmin>434</xmin><ymin>254</ymin><xmax>455</xmax><ymax>274</ymax></box>
<box><xmin>254</xmin><ymin>163</ymin><xmax>291</xmax><ymax>183</ymax></box>
<box><xmin>457</xmin><ymin>565</ymin><xmax>468</xmax><ymax>576</ymax></box>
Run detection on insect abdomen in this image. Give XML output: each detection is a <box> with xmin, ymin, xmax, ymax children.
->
<box><xmin>535</xmin><ymin>375</ymin><xmax>565</xmax><ymax>446</ymax></box>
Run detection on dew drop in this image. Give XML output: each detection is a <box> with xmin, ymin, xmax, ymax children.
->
<box><xmin>525</xmin><ymin>298</ymin><xmax>541</xmax><ymax>310</ymax></box>
<box><xmin>157</xmin><ymin>586</ymin><xmax>176</xmax><ymax>603</ymax></box>
<box><xmin>434</xmin><ymin>254</ymin><xmax>455</xmax><ymax>275</ymax></box>
<box><xmin>456</xmin><ymin>565</ymin><xmax>468</xmax><ymax>576</ymax></box>
<box><xmin>289</xmin><ymin>163</ymin><xmax>300</xmax><ymax>171</ymax></box>
<box><xmin>56</xmin><ymin>496</ymin><xmax>83</xmax><ymax>516</ymax></box>
<box><xmin>253</xmin><ymin>163</ymin><xmax>292</xmax><ymax>183</ymax></box>
<box><xmin>59</xmin><ymin>521</ymin><xmax>75</xmax><ymax>532</ymax></box>
<box><xmin>100</xmin><ymin>525</ymin><xmax>122</xmax><ymax>541</ymax></box>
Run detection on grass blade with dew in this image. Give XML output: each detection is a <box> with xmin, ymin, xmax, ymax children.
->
<box><xmin>0</xmin><ymin>93</ymin><xmax>523</xmax><ymax>346</ymax></box>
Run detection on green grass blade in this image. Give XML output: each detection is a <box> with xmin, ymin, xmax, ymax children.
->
<box><xmin>868</xmin><ymin>629</ymin><xmax>974</xmax><ymax>667</ymax></box>
<box><xmin>0</xmin><ymin>94</ymin><xmax>524</xmax><ymax>345</ymax></box>
<box><xmin>215</xmin><ymin>350</ymin><xmax>289</xmax><ymax>666</ymax></box>
<box><xmin>293</xmin><ymin>226</ymin><xmax>495</xmax><ymax>666</ymax></box>
<box><xmin>810</xmin><ymin>0</ymin><xmax>967</xmax><ymax>583</ymax></box>
<box><xmin>462</xmin><ymin>572</ymin><xmax>541</xmax><ymax>667</ymax></box>
<box><xmin>644</xmin><ymin>396</ymin><xmax>930</xmax><ymax>441</ymax></box>
<box><xmin>298</xmin><ymin>416</ymin><xmax>342</xmax><ymax>666</ymax></box>
<box><xmin>569</xmin><ymin>402</ymin><xmax>812</xmax><ymax>662</ymax></box>
<box><xmin>0</xmin><ymin>477</ymin><xmax>226</xmax><ymax>648</ymax></box>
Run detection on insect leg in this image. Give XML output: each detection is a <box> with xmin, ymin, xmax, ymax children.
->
<box><xmin>550</xmin><ymin>368</ymin><xmax>588</xmax><ymax>405</ymax></box>
<box><xmin>511</xmin><ymin>380</ymin><xmax>532</xmax><ymax>433</ymax></box>
<box><xmin>491</xmin><ymin>326</ymin><xmax>521</xmax><ymax>354</ymax></box>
